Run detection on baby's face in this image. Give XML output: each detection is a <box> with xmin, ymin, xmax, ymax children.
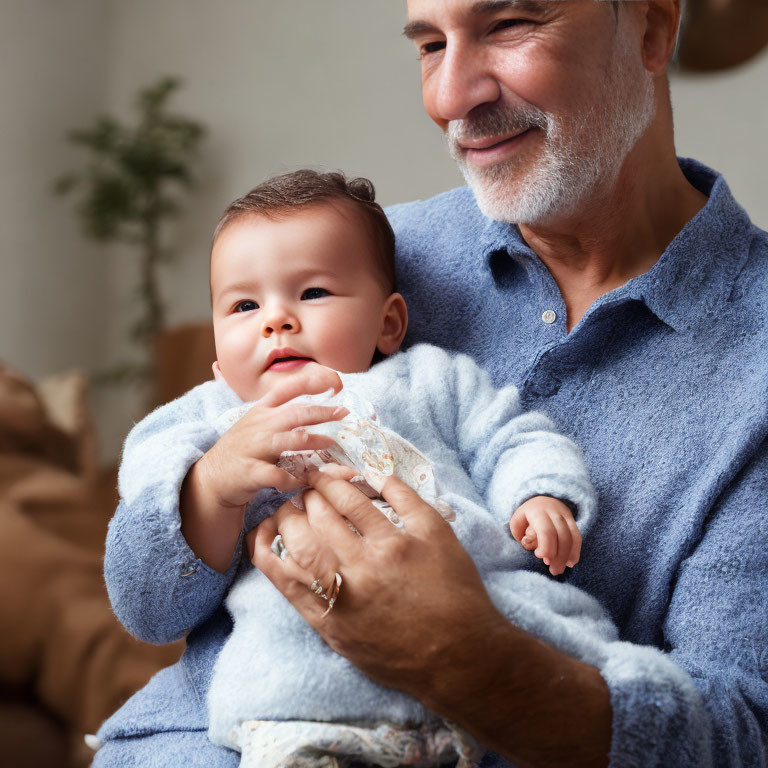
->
<box><xmin>211</xmin><ymin>203</ymin><xmax>399</xmax><ymax>401</ymax></box>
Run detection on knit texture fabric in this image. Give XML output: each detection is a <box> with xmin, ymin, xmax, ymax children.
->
<box><xmin>207</xmin><ymin>345</ymin><xmax>602</xmax><ymax>748</ymax></box>
<box><xmin>97</xmin><ymin>159</ymin><xmax>768</xmax><ymax>768</ymax></box>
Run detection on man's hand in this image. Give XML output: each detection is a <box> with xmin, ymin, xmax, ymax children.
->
<box><xmin>509</xmin><ymin>496</ymin><xmax>582</xmax><ymax>576</ymax></box>
<box><xmin>250</xmin><ymin>472</ymin><xmax>612</xmax><ymax>768</ymax></box>
<box><xmin>250</xmin><ymin>471</ymin><xmax>506</xmax><ymax>695</ymax></box>
<box><xmin>180</xmin><ymin>364</ymin><xmax>346</xmax><ymax>573</ymax></box>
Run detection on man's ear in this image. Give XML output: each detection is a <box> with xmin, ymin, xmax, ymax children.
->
<box><xmin>641</xmin><ymin>0</ymin><xmax>682</xmax><ymax>75</ymax></box>
<box><xmin>376</xmin><ymin>293</ymin><xmax>408</xmax><ymax>356</ymax></box>
<box><xmin>212</xmin><ymin>361</ymin><xmax>224</xmax><ymax>382</ymax></box>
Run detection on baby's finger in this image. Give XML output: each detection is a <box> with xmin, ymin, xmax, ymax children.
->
<box><xmin>529</xmin><ymin>512</ymin><xmax>557</xmax><ymax>566</ymax></box>
<box><xmin>312</xmin><ymin>464</ymin><xmax>357</xmax><ymax>481</ymax></box>
<box><xmin>546</xmin><ymin>512</ymin><xmax>572</xmax><ymax>576</ymax></box>
<box><xmin>272</xmin><ymin>404</ymin><xmax>349</xmax><ymax>434</ymax></box>
<box><xmin>565</xmin><ymin>518</ymin><xmax>582</xmax><ymax>568</ymax></box>
<box><xmin>520</xmin><ymin>525</ymin><xmax>538</xmax><ymax>551</ymax></box>
<box><xmin>257</xmin><ymin>365</ymin><xmax>342</xmax><ymax>408</ymax></box>
<box><xmin>271</xmin><ymin>429</ymin><xmax>336</xmax><ymax>457</ymax></box>
<box><xmin>248</xmin><ymin>463</ymin><xmax>305</xmax><ymax>494</ymax></box>
<box><xmin>508</xmin><ymin>509</ymin><xmax>528</xmax><ymax>543</ymax></box>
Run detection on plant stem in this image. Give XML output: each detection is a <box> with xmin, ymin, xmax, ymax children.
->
<box><xmin>141</xmin><ymin>197</ymin><xmax>165</xmax><ymax>347</ymax></box>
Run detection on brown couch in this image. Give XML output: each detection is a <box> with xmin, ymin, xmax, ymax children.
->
<box><xmin>0</xmin><ymin>364</ymin><xmax>183</xmax><ymax>767</ymax></box>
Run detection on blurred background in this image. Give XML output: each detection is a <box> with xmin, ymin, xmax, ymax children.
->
<box><xmin>1</xmin><ymin>1</ymin><xmax>766</xmax><ymax>766</ymax></box>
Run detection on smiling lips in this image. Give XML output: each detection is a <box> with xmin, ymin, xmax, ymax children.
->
<box><xmin>265</xmin><ymin>347</ymin><xmax>315</xmax><ymax>372</ymax></box>
<box><xmin>460</xmin><ymin>128</ymin><xmax>535</xmax><ymax>165</ymax></box>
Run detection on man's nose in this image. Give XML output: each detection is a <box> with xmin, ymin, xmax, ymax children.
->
<box><xmin>432</xmin><ymin>42</ymin><xmax>501</xmax><ymax>123</ymax></box>
<box><xmin>261</xmin><ymin>304</ymin><xmax>299</xmax><ymax>337</ymax></box>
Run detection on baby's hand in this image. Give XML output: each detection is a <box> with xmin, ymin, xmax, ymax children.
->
<box><xmin>196</xmin><ymin>365</ymin><xmax>347</xmax><ymax>509</ymax></box>
<box><xmin>509</xmin><ymin>496</ymin><xmax>582</xmax><ymax>576</ymax></box>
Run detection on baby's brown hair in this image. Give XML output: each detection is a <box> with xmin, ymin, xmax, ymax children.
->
<box><xmin>213</xmin><ymin>169</ymin><xmax>396</xmax><ymax>293</ymax></box>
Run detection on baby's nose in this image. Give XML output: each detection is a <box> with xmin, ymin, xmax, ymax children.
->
<box><xmin>262</xmin><ymin>320</ymin><xmax>294</xmax><ymax>336</ymax></box>
<box><xmin>261</xmin><ymin>306</ymin><xmax>298</xmax><ymax>336</ymax></box>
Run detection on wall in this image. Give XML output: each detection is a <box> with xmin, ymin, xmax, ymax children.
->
<box><xmin>2</xmin><ymin>2</ymin><xmax>767</xmax><ymax>459</ymax></box>
<box><xmin>0</xmin><ymin>0</ymin><xmax>113</xmax><ymax>377</ymax></box>
<box><xmin>671</xmin><ymin>49</ymin><xmax>768</xmax><ymax>229</ymax></box>
<box><xmin>102</xmin><ymin>0</ymin><xmax>462</xmax><ymax>334</ymax></box>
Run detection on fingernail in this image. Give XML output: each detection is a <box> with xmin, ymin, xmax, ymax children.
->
<box><xmin>333</xmin><ymin>407</ymin><xmax>349</xmax><ymax>418</ymax></box>
<box><xmin>566</xmin><ymin>560</ymin><xmax>575</xmax><ymax>568</ymax></box>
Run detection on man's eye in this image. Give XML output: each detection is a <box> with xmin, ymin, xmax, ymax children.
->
<box><xmin>234</xmin><ymin>300</ymin><xmax>258</xmax><ymax>312</ymax></box>
<box><xmin>419</xmin><ymin>40</ymin><xmax>446</xmax><ymax>57</ymax></box>
<box><xmin>492</xmin><ymin>18</ymin><xmax>534</xmax><ymax>32</ymax></box>
<box><xmin>301</xmin><ymin>287</ymin><xmax>330</xmax><ymax>300</ymax></box>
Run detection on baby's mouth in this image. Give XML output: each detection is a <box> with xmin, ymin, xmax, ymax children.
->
<box><xmin>267</xmin><ymin>356</ymin><xmax>314</xmax><ymax>372</ymax></box>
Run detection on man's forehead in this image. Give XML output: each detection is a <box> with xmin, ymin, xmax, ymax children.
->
<box><xmin>405</xmin><ymin>0</ymin><xmax>556</xmax><ymax>34</ymax></box>
<box><xmin>405</xmin><ymin>0</ymin><xmax>614</xmax><ymax>31</ymax></box>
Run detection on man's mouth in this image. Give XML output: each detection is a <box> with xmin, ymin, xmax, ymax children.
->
<box><xmin>461</xmin><ymin>128</ymin><xmax>534</xmax><ymax>152</ymax></box>
<box><xmin>454</xmin><ymin>128</ymin><xmax>538</xmax><ymax>168</ymax></box>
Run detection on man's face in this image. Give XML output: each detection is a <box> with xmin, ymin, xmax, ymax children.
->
<box><xmin>405</xmin><ymin>0</ymin><xmax>656</xmax><ymax>225</ymax></box>
<box><xmin>210</xmin><ymin>204</ymin><xmax>394</xmax><ymax>401</ymax></box>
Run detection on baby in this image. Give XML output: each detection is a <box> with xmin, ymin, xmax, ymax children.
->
<box><xmin>110</xmin><ymin>170</ymin><xmax>617</xmax><ymax>768</ymax></box>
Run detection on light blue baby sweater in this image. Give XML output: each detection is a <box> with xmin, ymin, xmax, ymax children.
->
<box><xmin>205</xmin><ymin>344</ymin><xmax>607</xmax><ymax>747</ymax></box>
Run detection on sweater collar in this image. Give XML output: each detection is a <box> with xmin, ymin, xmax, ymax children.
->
<box><xmin>482</xmin><ymin>158</ymin><xmax>756</xmax><ymax>333</ymax></box>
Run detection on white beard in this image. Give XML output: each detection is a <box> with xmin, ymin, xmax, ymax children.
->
<box><xmin>446</xmin><ymin>27</ymin><xmax>656</xmax><ymax>225</ymax></box>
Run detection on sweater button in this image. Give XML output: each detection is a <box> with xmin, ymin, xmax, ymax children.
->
<box><xmin>541</xmin><ymin>309</ymin><xmax>557</xmax><ymax>324</ymax></box>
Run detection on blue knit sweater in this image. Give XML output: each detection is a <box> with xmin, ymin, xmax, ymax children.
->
<box><xmin>96</xmin><ymin>159</ymin><xmax>768</xmax><ymax>768</ymax></box>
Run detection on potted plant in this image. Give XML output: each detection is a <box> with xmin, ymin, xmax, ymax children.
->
<box><xmin>55</xmin><ymin>77</ymin><xmax>207</xmax><ymax>402</ymax></box>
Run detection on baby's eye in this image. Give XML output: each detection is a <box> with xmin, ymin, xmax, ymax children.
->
<box><xmin>301</xmin><ymin>287</ymin><xmax>331</xmax><ymax>300</ymax></box>
<box><xmin>234</xmin><ymin>300</ymin><xmax>259</xmax><ymax>312</ymax></box>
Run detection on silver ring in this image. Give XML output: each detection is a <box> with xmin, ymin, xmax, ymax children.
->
<box><xmin>270</xmin><ymin>534</ymin><xmax>289</xmax><ymax>561</ymax></box>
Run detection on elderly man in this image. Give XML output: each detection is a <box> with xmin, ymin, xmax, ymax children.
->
<box><xmin>94</xmin><ymin>1</ymin><xmax>766</xmax><ymax>767</ymax></box>
<box><xmin>251</xmin><ymin>1</ymin><xmax>767</xmax><ymax>767</ymax></box>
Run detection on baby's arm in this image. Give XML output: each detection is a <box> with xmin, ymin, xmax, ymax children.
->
<box><xmin>105</xmin><ymin>366</ymin><xmax>345</xmax><ymax>643</ymax></box>
<box><xmin>391</xmin><ymin>347</ymin><xmax>595</xmax><ymax>562</ymax></box>
<box><xmin>509</xmin><ymin>496</ymin><xmax>582</xmax><ymax>575</ymax></box>
<box><xmin>180</xmin><ymin>388</ymin><xmax>346</xmax><ymax>573</ymax></box>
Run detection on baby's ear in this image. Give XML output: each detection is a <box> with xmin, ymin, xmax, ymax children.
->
<box><xmin>377</xmin><ymin>293</ymin><xmax>408</xmax><ymax>356</ymax></box>
<box><xmin>212</xmin><ymin>361</ymin><xmax>224</xmax><ymax>382</ymax></box>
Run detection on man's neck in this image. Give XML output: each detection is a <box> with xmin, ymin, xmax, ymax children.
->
<box><xmin>518</xmin><ymin>138</ymin><xmax>708</xmax><ymax>332</ymax></box>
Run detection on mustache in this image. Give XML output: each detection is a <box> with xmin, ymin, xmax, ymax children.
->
<box><xmin>446</xmin><ymin>102</ymin><xmax>549</xmax><ymax>153</ymax></box>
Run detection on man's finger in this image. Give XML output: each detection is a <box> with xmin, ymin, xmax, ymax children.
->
<box><xmin>379</xmin><ymin>475</ymin><xmax>451</xmax><ymax>536</ymax></box>
<box><xmin>306</xmin><ymin>470</ymin><xmax>395</xmax><ymax>538</ymax></box>
<box><xmin>250</xmin><ymin>518</ymin><xmax>333</xmax><ymax>623</ymax></box>
<box><xmin>303</xmin><ymin>488</ymin><xmax>363</xmax><ymax>561</ymax></box>
<box><xmin>272</xmin><ymin>500</ymin><xmax>341</xmax><ymax>590</ymax></box>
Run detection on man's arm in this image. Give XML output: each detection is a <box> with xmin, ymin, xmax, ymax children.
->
<box><xmin>252</xmin><ymin>458</ymin><xmax>768</xmax><ymax>767</ymax></box>
<box><xmin>106</xmin><ymin>383</ymin><xmax>242</xmax><ymax>644</ymax></box>
<box><xmin>647</xmin><ymin>437</ymin><xmax>768</xmax><ymax>767</ymax></box>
